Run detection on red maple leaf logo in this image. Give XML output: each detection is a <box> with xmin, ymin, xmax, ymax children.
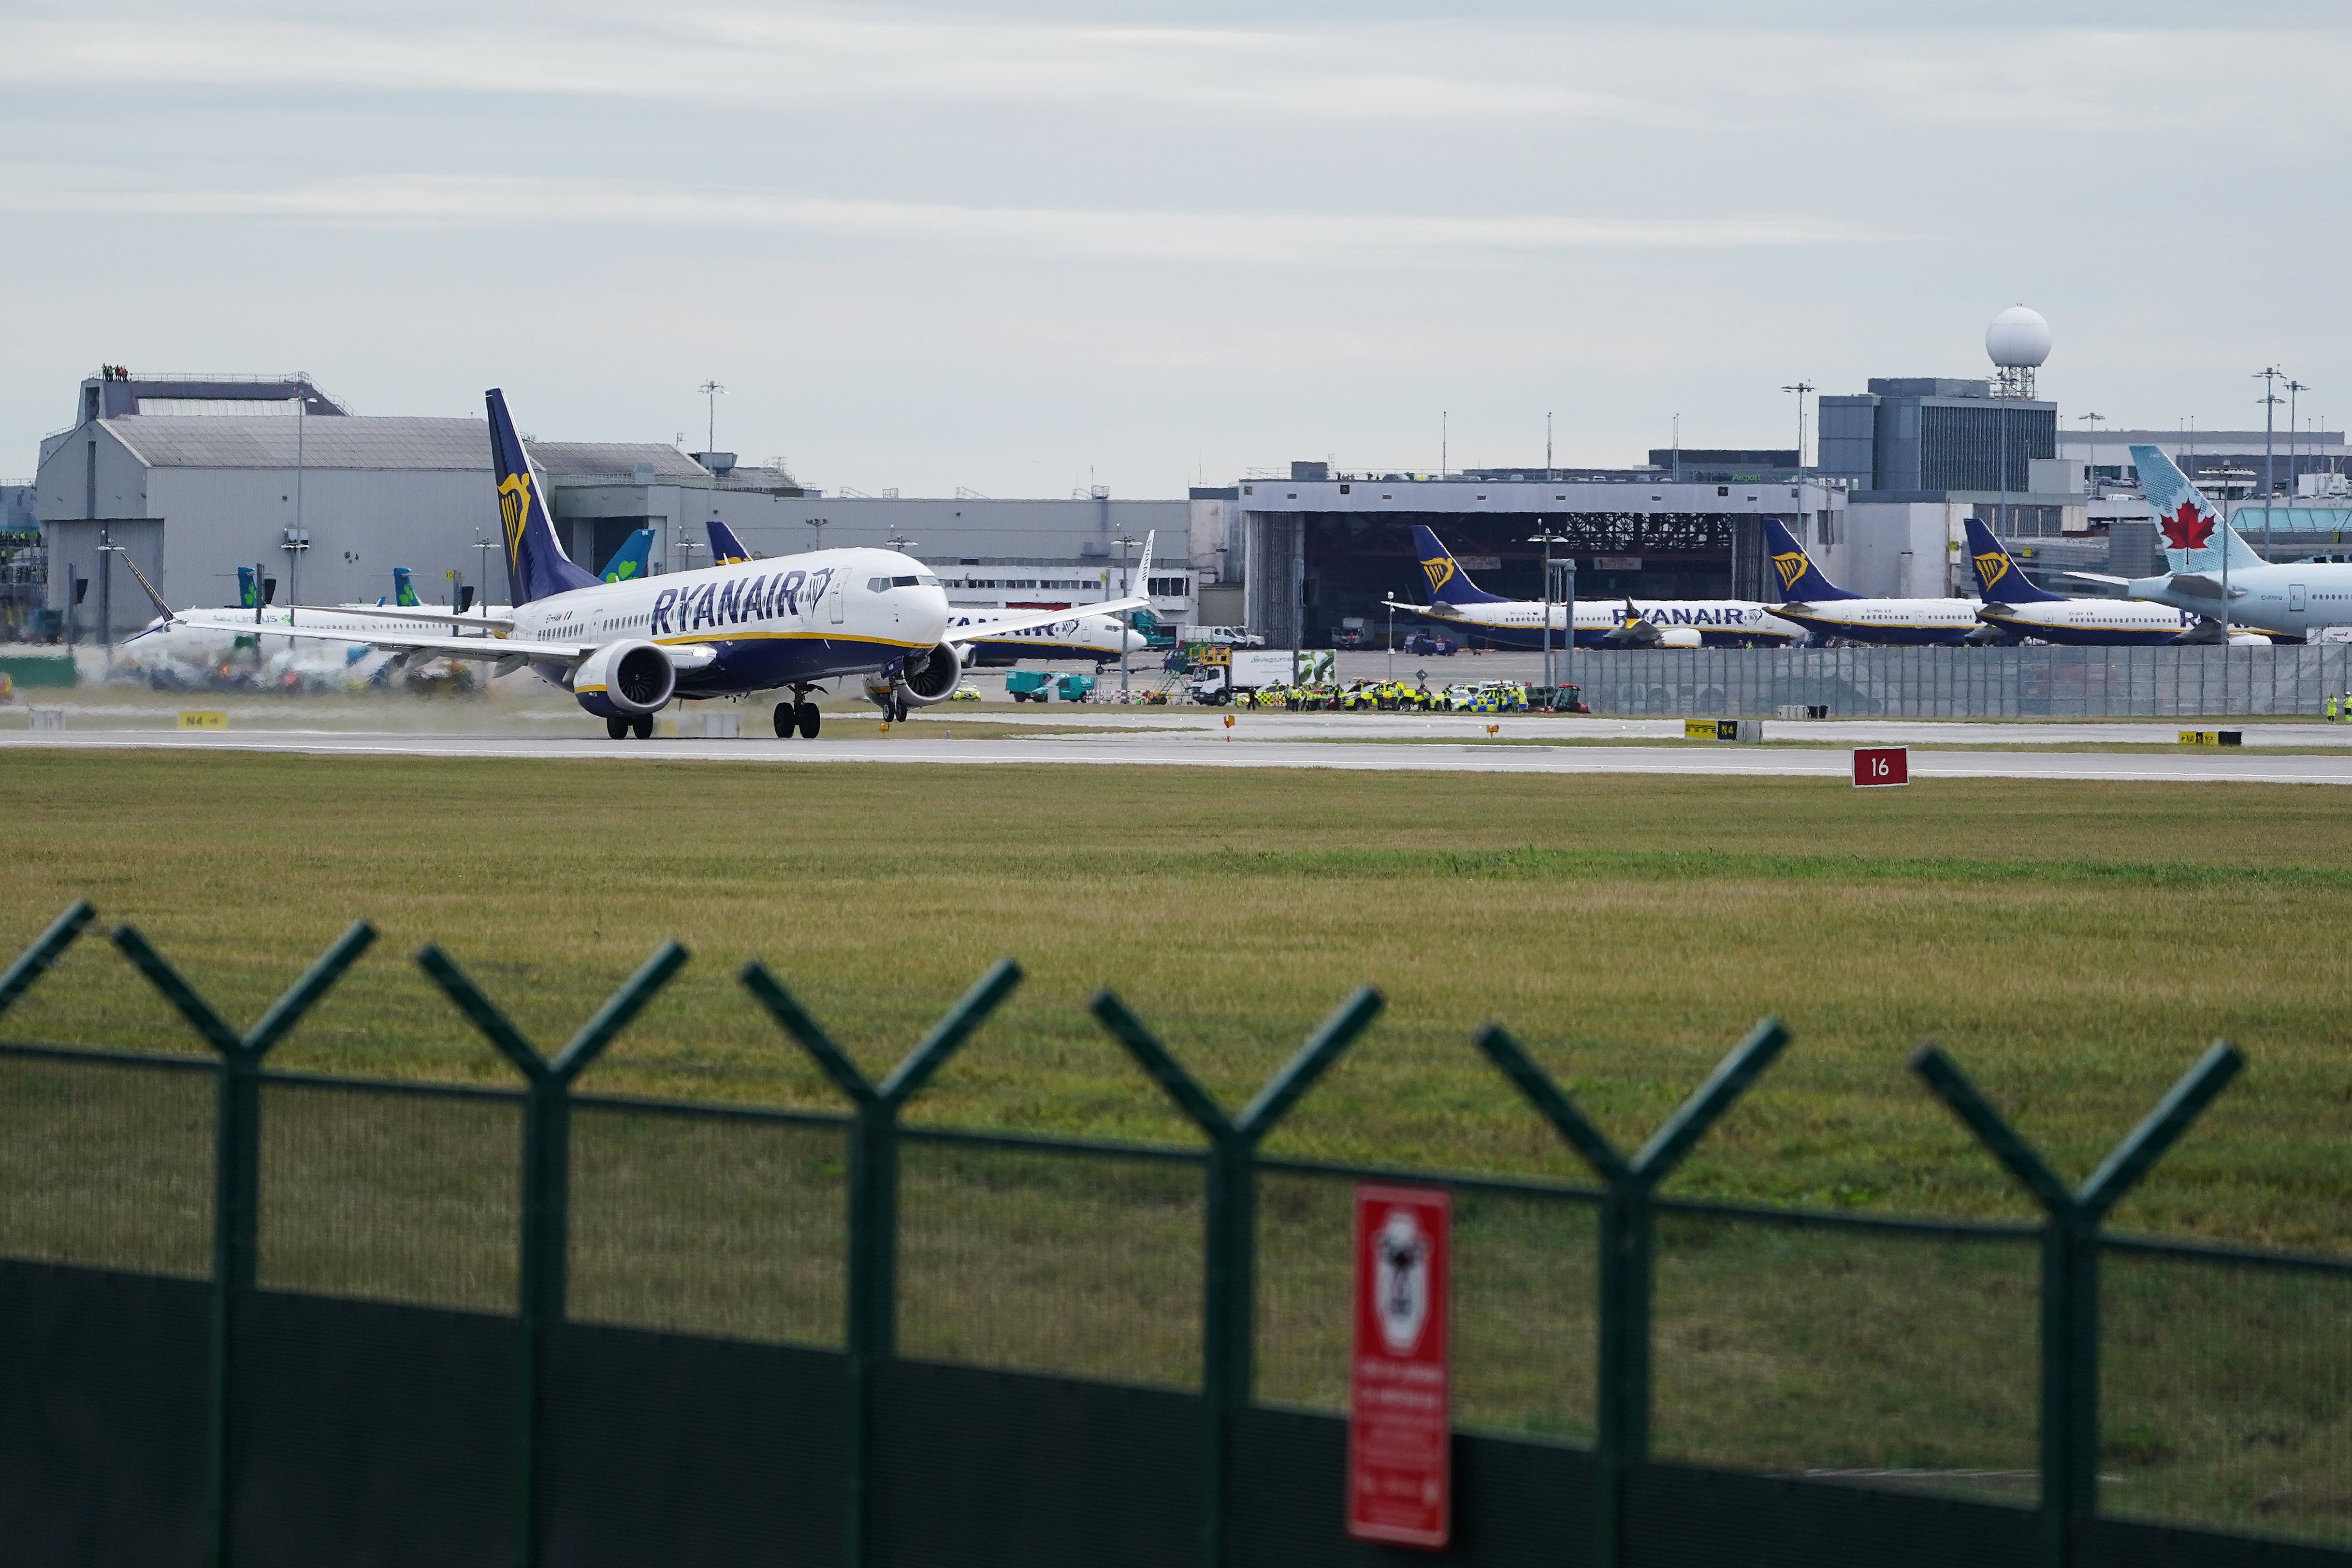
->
<box><xmin>2160</xmin><ymin>500</ymin><xmax>2214</xmax><ymax>552</ymax></box>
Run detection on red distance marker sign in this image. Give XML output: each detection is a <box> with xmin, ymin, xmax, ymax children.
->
<box><xmin>1853</xmin><ymin>746</ymin><xmax>1909</xmax><ymax>787</ymax></box>
<box><xmin>1347</xmin><ymin>1185</ymin><xmax>1451</xmax><ymax>1549</ymax></box>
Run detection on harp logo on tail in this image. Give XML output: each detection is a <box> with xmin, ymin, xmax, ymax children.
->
<box><xmin>497</xmin><ymin>471</ymin><xmax>534</xmax><ymax>568</ymax></box>
<box><xmin>1974</xmin><ymin>550</ymin><xmax>2009</xmax><ymax>589</ymax></box>
<box><xmin>1421</xmin><ymin>556</ymin><xmax>1456</xmax><ymax>594</ymax></box>
<box><xmin>1771</xmin><ymin>551</ymin><xmax>1809</xmax><ymax>592</ymax></box>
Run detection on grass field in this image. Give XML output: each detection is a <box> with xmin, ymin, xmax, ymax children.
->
<box><xmin>3</xmin><ymin>749</ymin><xmax>2348</xmax><ymax>1541</ymax></box>
<box><xmin>1</xmin><ymin>749</ymin><xmax>2347</xmax><ymax>1252</ymax></box>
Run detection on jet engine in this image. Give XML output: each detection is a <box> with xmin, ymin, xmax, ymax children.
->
<box><xmin>572</xmin><ymin>639</ymin><xmax>677</xmax><ymax>718</ymax></box>
<box><xmin>861</xmin><ymin>642</ymin><xmax>965</xmax><ymax>712</ymax></box>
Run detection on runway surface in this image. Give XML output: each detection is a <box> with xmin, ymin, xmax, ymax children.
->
<box><xmin>9</xmin><ymin>726</ymin><xmax>2352</xmax><ymax>784</ymax></box>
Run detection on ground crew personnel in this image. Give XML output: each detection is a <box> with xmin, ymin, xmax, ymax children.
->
<box><xmin>2330</xmin><ymin>694</ymin><xmax>2340</xmax><ymax>723</ymax></box>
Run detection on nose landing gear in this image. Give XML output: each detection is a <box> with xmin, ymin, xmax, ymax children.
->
<box><xmin>774</xmin><ymin>687</ymin><xmax>823</xmax><ymax>739</ymax></box>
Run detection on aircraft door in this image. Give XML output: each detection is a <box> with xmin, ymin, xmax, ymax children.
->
<box><xmin>829</xmin><ymin>581</ymin><xmax>846</xmax><ymax>624</ymax></box>
<box><xmin>2290</xmin><ymin>582</ymin><xmax>2307</xmax><ymax>612</ymax></box>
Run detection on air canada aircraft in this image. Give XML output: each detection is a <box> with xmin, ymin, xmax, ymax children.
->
<box><xmin>1960</xmin><ymin>517</ymin><xmax>2262</xmax><ymax>645</ymax></box>
<box><xmin>1760</xmin><ymin>518</ymin><xmax>1980</xmax><ymax>645</ymax></box>
<box><xmin>1385</xmin><ymin>526</ymin><xmax>1804</xmax><ymax>648</ymax></box>
<box><xmin>2058</xmin><ymin>445</ymin><xmax>2352</xmax><ymax>640</ymax></box>
<box><xmin>141</xmin><ymin>389</ymin><xmax>1147</xmax><ymax>736</ymax></box>
<box><xmin>708</xmin><ymin>517</ymin><xmax>1151</xmax><ymax>666</ymax></box>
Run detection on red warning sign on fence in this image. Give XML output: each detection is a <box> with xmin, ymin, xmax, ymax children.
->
<box><xmin>1347</xmin><ymin>1184</ymin><xmax>1451</xmax><ymax>1549</ymax></box>
<box><xmin>1853</xmin><ymin>746</ymin><xmax>1909</xmax><ymax>787</ymax></box>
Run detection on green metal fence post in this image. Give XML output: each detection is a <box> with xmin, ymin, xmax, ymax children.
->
<box><xmin>1911</xmin><ymin>1040</ymin><xmax>2242</xmax><ymax>1568</ymax></box>
<box><xmin>1091</xmin><ymin>986</ymin><xmax>1384</xmax><ymax>1568</ymax></box>
<box><xmin>420</xmin><ymin>941</ymin><xmax>689</xmax><ymax>1568</ymax></box>
<box><xmin>742</xmin><ymin>958</ymin><xmax>1023</xmax><ymax>1568</ymax></box>
<box><xmin>0</xmin><ymin>902</ymin><xmax>94</xmax><ymax>1020</ymax></box>
<box><xmin>113</xmin><ymin>919</ymin><xmax>377</xmax><ymax>1568</ymax></box>
<box><xmin>1475</xmin><ymin>1017</ymin><xmax>1788</xmax><ymax>1568</ymax></box>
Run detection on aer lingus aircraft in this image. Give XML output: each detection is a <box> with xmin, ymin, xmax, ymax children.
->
<box><xmin>1385</xmin><ymin>526</ymin><xmax>1804</xmax><ymax>648</ymax></box>
<box><xmin>140</xmin><ymin>389</ymin><xmax>1147</xmax><ymax>736</ymax></box>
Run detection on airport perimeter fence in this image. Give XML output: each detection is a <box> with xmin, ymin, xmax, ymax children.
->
<box><xmin>0</xmin><ymin>903</ymin><xmax>2346</xmax><ymax>1568</ymax></box>
<box><xmin>1567</xmin><ymin>644</ymin><xmax>2352</xmax><ymax>719</ymax></box>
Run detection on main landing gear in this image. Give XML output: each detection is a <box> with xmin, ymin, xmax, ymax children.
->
<box><xmin>605</xmin><ymin>713</ymin><xmax>654</xmax><ymax>740</ymax></box>
<box><xmin>773</xmin><ymin>697</ymin><xmax>821</xmax><ymax>739</ymax></box>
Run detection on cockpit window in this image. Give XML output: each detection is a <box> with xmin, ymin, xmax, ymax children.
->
<box><xmin>891</xmin><ymin>575</ymin><xmax>919</xmax><ymax>587</ymax></box>
<box><xmin>916</xmin><ymin>574</ymin><xmax>942</xmax><ymax>587</ymax></box>
<box><xmin>867</xmin><ymin>577</ymin><xmax>890</xmax><ymax>592</ymax></box>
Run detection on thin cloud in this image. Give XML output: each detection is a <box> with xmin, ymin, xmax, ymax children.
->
<box><xmin>0</xmin><ymin>171</ymin><xmax>1898</xmax><ymax>260</ymax></box>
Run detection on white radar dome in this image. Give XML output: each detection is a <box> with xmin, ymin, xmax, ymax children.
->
<box><xmin>1985</xmin><ymin>305</ymin><xmax>2051</xmax><ymax>369</ymax></box>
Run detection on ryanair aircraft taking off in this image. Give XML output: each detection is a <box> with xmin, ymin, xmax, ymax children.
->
<box><xmin>1759</xmin><ymin>518</ymin><xmax>1983</xmax><ymax>645</ymax></box>
<box><xmin>145</xmin><ymin>389</ymin><xmax>1147</xmax><ymax>736</ymax></box>
<box><xmin>1388</xmin><ymin>526</ymin><xmax>1804</xmax><ymax>648</ymax></box>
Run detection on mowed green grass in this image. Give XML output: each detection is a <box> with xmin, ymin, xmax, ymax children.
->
<box><xmin>1</xmin><ymin>750</ymin><xmax>2349</xmax><ymax>1252</ymax></box>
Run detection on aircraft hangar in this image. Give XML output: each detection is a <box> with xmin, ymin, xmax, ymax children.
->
<box><xmin>1231</xmin><ymin>464</ymin><xmax>1851</xmax><ymax>648</ymax></box>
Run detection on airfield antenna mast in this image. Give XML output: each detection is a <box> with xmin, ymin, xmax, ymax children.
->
<box><xmin>699</xmin><ymin>380</ymin><xmax>725</xmax><ymax>454</ymax></box>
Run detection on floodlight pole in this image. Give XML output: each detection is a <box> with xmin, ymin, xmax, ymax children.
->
<box><xmin>1529</xmin><ymin>526</ymin><xmax>1568</xmax><ymax>696</ymax></box>
<box><xmin>2257</xmin><ymin>366</ymin><xmax>2283</xmax><ymax>561</ymax></box>
<box><xmin>699</xmin><ymin>379</ymin><xmax>726</xmax><ymax>454</ymax></box>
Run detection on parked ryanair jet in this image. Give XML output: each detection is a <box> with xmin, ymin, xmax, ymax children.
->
<box><xmin>1760</xmin><ymin>518</ymin><xmax>1980</xmax><ymax>645</ymax></box>
<box><xmin>1387</xmin><ymin>526</ymin><xmax>1803</xmax><ymax>648</ymax></box>
<box><xmin>141</xmin><ymin>389</ymin><xmax>1146</xmax><ymax>735</ymax></box>
<box><xmin>1960</xmin><ymin>517</ymin><xmax>2261</xmax><ymax>645</ymax></box>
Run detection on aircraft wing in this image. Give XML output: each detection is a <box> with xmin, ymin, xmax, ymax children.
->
<box><xmin>946</xmin><ymin>596</ymin><xmax>1149</xmax><ymax>646</ymax></box>
<box><xmin>2057</xmin><ymin>571</ymin><xmax>2132</xmax><ymax>587</ymax></box>
<box><xmin>162</xmin><ymin>610</ymin><xmax>721</xmax><ymax>672</ymax></box>
<box><xmin>280</xmin><ymin>603</ymin><xmax>520</xmax><ymax>631</ymax></box>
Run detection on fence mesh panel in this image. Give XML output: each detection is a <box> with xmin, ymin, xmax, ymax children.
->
<box><xmin>897</xmin><ymin>1140</ymin><xmax>1202</xmax><ymax>1388</ymax></box>
<box><xmin>1649</xmin><ymin>1212</ymin><xmax>2040</xmax><ymax>1506</ymax></box>
<box><xmin>1256</xmin><ymin>1171</ymin><xmax>1598</xmax><ymax>1442</ymax></box>
<box><xmin>568</xmin><ymin>1103</ymin><xmax>848</xmax><ymax>1347</ymax></box>
<box><xmin>0</xmin><ymin>1051</ymin><xmax>211</xmax><ymax>1276</ymax></box>
<box><xmin>1568</xmin><ymin>645</ymin><xmax>2351</xmax><ymax>718</ymax></box>
<box><xmin>2102</xmin><ymin>1250</ymin><xmax>2352</xmax><ymax>1548</ymax></box>
<box><xmin>256</xmin><ymin>1080</ymin><xmax>519</xmax><ymax>1311</ymax></box>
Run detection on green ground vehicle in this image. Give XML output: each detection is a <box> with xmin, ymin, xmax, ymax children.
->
<box><xmin>1054</xmin><ymin>673</ymin><xmax>1097</xmax><ymax>702</ymax></box>
<box><xmin>1004</xmin><ymin>671</ymin><xmax>1054</xmax><ymax>702</ymax></box>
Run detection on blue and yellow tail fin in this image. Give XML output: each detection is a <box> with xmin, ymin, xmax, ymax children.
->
<box><xmin>392</xmin><ymin>566</ymin><xmax>421</xmax><ymax>608</ymax></box>
<box><xmin>706</xmin><ymin>517</ymin><xmax>754</xmax><ymax>566</ymax></box>
<box><xmin>599</xmin><ymin>528</ymin><xmax>655</xmax><ymax>582</ymax></box>
<box><xmin>1410</xmin><ymin>525</ymin><xmax>1506</xmax><ymax>606</ymax></box>
<box><xmin>1761</xmin><ymin>517</ymin><xmax>1858</xmax><ymax>602</ymax></box>
<box><xmin>1962</xmin><ymin>518</ymin><xmax>2062</xmax><ymax>604</ymax></box>
<box><xmin>485</xmin><ymin>388</ymin><xmax>597</xmax><ymax>606</ymax></box>
<box><xmin>237</xmin><ymin>566</ymin><xmax>259</xmax><ymax>609</ymax></box>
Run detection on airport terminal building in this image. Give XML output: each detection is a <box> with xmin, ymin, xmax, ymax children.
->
<box><xmin>29</xmin><ymin>373</ymin><xmax>1199</xmax><ymax>639</ymax></box>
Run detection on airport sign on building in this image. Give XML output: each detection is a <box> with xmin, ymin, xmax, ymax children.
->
<box><xmin>1347</xmin><ymin>1185</ymin><xmax>1451</xmax><ymax>1550</ymax></box>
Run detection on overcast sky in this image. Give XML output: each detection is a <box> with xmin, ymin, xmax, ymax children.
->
<box><xmin>4</xmin><ymin>0</ymin><xmax>2347</xmax><ymax>497</ymax></box>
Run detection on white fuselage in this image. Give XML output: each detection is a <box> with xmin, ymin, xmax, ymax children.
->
<box><xmin>1409</xmin><ymin>597</ymin><xmax>1804</xmax><ymax>646</ymax></box>
<box><xmin>1770</xmin><ymin>597</ymin><xmax>1981</xmax><ymax>646</ymax></box>
<box><xmin>944</xmin><ymin>608</ymin><xmax>1144</xmax><ymax>662</ymax></box>
<box><xmin>1977</xmin><ymin>598</ymin><xmax>2202</xmax><ymax>644</ymax></box>
<box><xmin>506</xmin><ymin>547</ymin><xmax>951</xmax><ymax>690</ymax></box>
<box><xmin>2130</xmin><ymin>563</ymin><xmax>2352</xmax><ymax>638</ymax></box>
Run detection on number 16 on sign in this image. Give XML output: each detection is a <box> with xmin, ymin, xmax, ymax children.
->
<box><xmin>1853</xmin><ymin>746</ymin><xmax>1908</xmax><ymax>787</ymax></box>
<box><xmin>1347</xmin><ymin>1185</ymin><xmax>1451</xmax><ymax>1549</ymax></box>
